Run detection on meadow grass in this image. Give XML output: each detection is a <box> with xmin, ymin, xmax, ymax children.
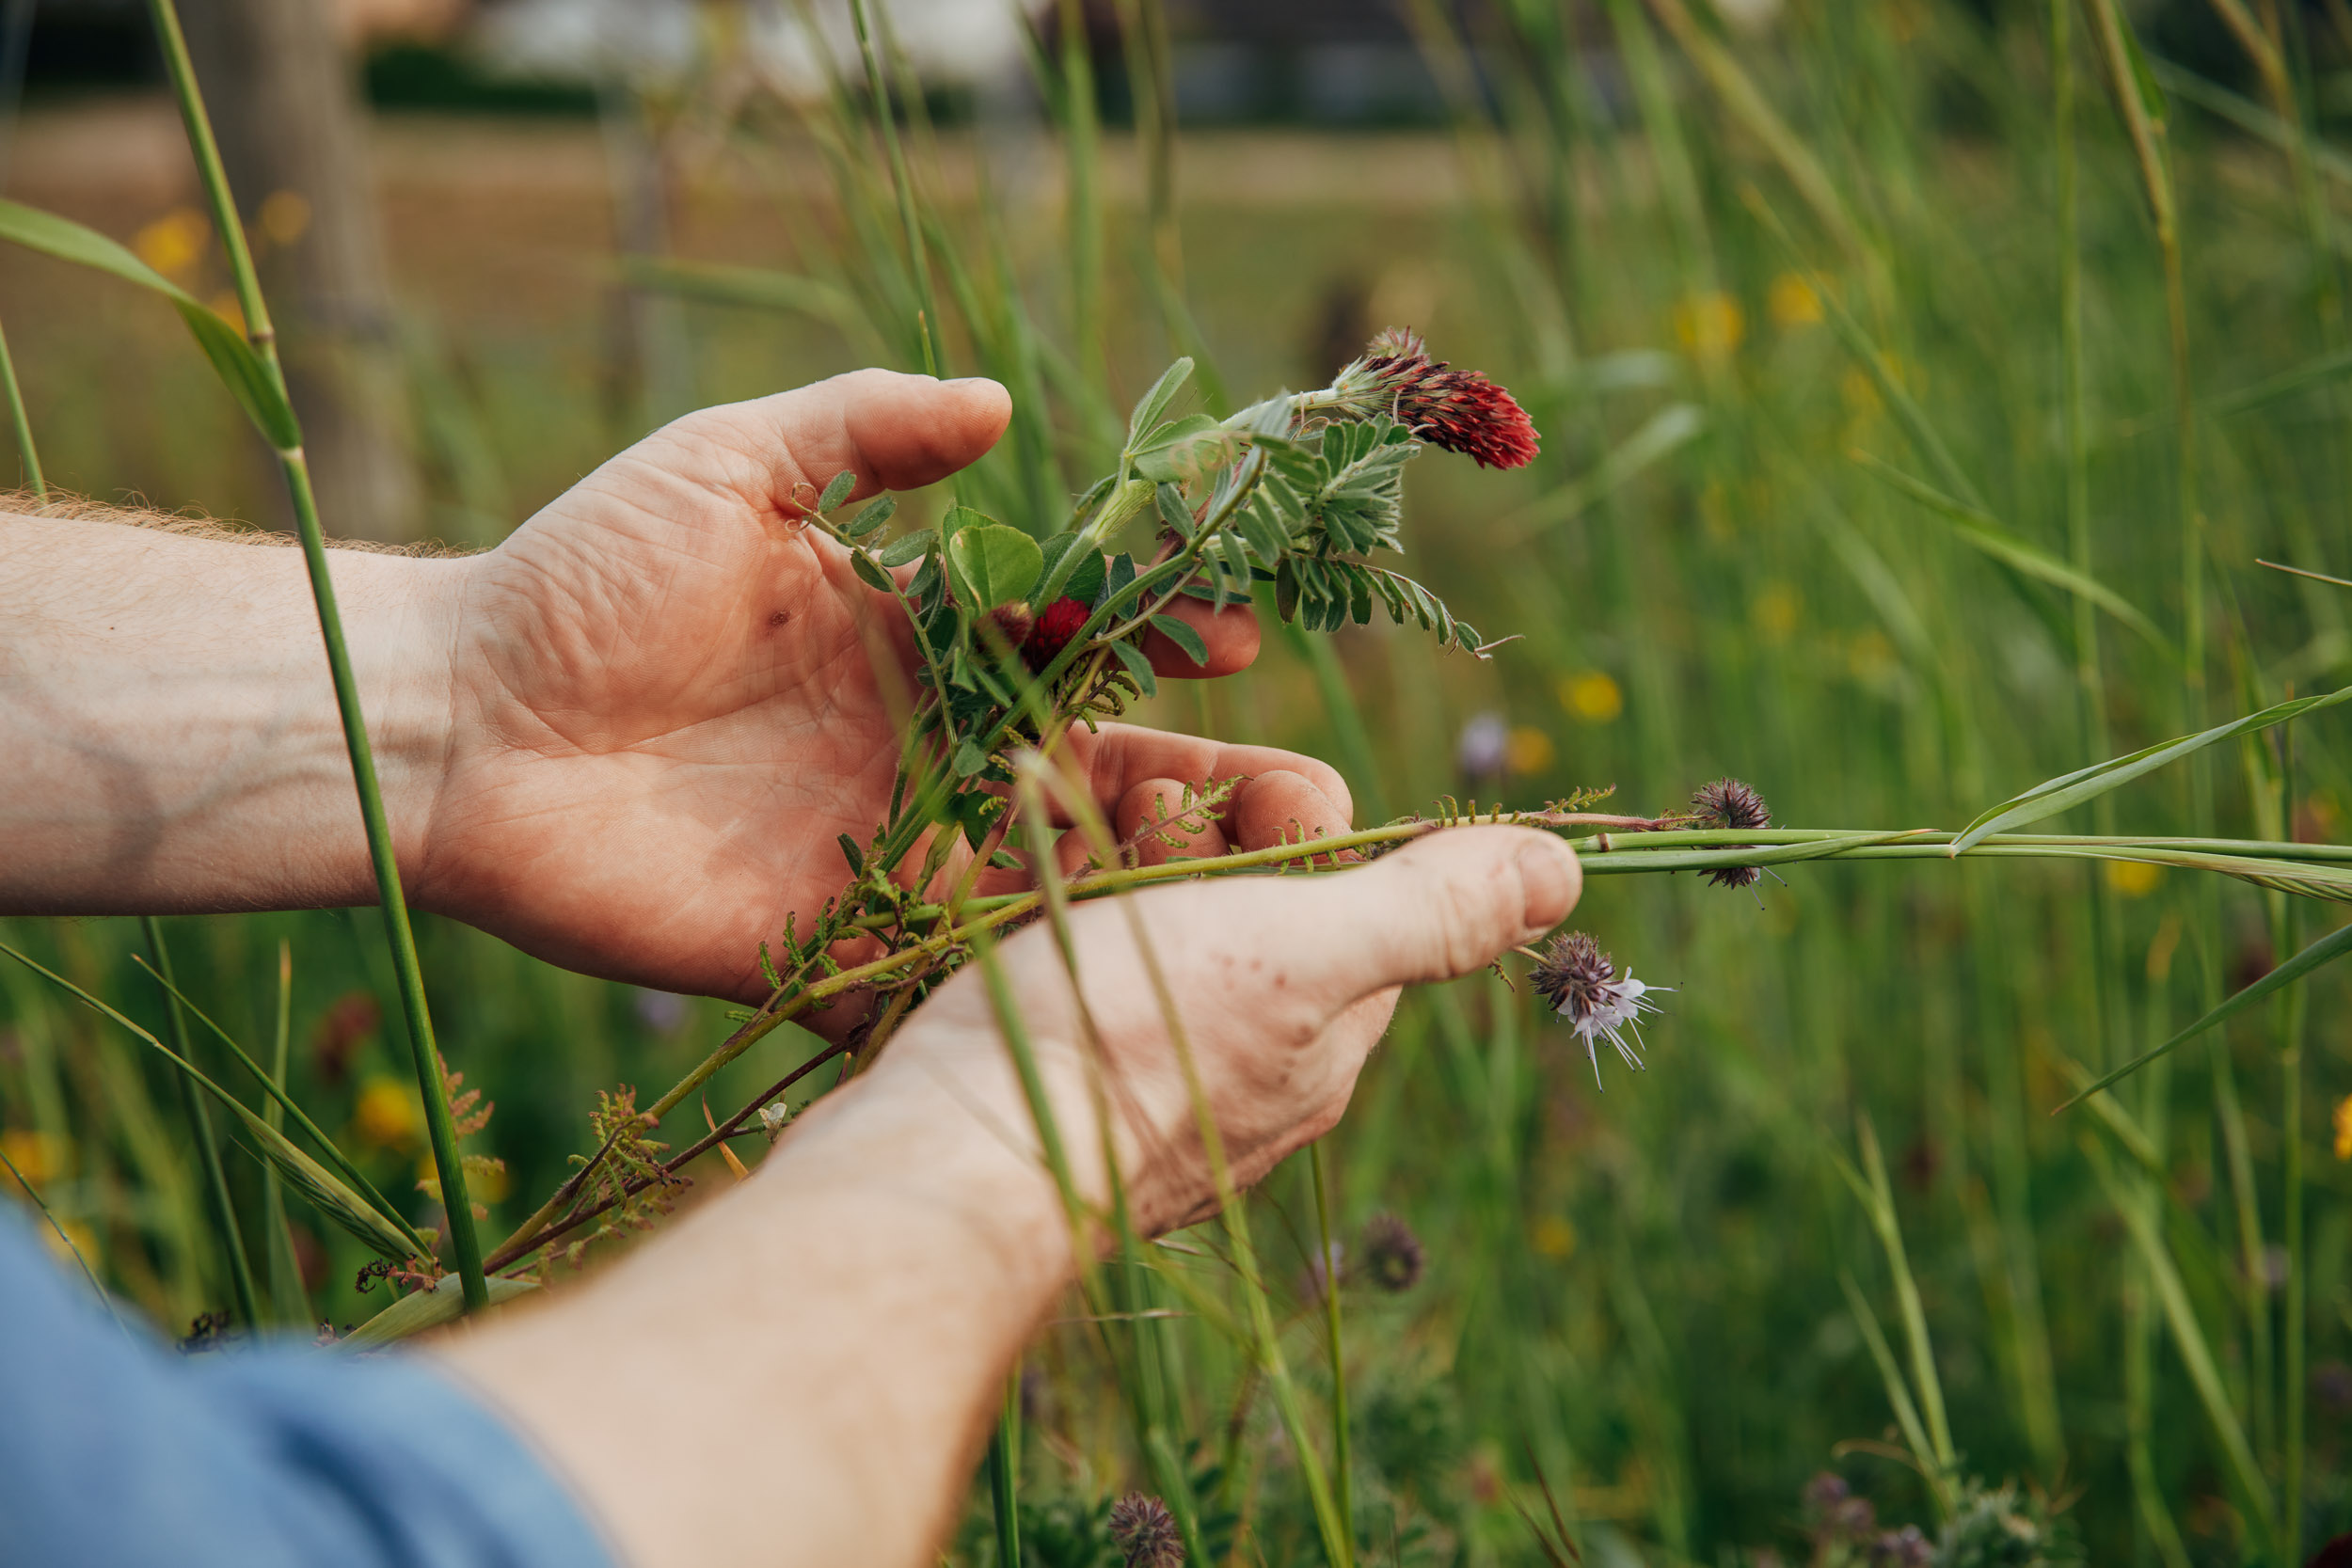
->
<box><xmin>4</xmin><ymin>0</ymin><xmax>2352</xmax><ymax>1561</ymax></box>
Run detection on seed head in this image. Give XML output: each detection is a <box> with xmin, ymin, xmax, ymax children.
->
<box><xmin>1108</xmin><ymin>1493</ymin><xmax>1184</xmax><ymax>1568</ymax></box>
<box><xmin>1333</xmin><ymin>327</ymin><xmax>1540</xmax><ymax>470</ymax></box>
<box><xmin>1531</xmin><ymin>930</ymin><xmax>1667</xmax><ymax>1089</ymax></box>
<box><xmin>1024</xmin><ymin>595</ymin><xmax>1092</xmax><ymax>671</ymax></box>
<box><xmin>1359</xmin><ymin>1211</ymin><xmax>1425</xmax><ymax>1291</ymax></box>
<box><xmin>1691</xmin><ymin>777</ymin><xmax>1771</xmax><ymax>890</ymax></box>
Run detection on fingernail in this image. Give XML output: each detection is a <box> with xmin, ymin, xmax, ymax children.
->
<box><xmin>1516</xmin><ymin>837</ymin><xmax>1580</xmax><ymax>928</ymax></box>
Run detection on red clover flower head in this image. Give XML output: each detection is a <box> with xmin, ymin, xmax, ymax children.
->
<box><xmin>1531</xmin><ymin>930</ymin><xmax>1666</xmax><ymax>1089</ymax></box>
<box><xmin>1023</xmin><ymin>595</ymin><xmax>1092</xmax><ymax>671</ymax></box>
<box><xmin>1691</xmin><ymin>776</ymin><xmax>1771</xmax><ymax>890</ymax></box>
<box><xmin>1332</xmin><ymin>327</ymin><xmax>1540</xmax><ymax>470</ymax></box>
<box><xmin>1108</xmin><ymin>1493</ymin><xmax>1184</xmax><ymax>1568</ymax></box>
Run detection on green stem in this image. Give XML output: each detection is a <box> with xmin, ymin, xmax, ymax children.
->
<box><xmin>2280</xmin><ymin>718</ymin><xmax>2306</xmax><ymax>1560</ymax></box>
<box><xmin>848</xmin><ymin>0</ymin><xmax>942</xmax><ymax>375</ymax></box>
<box><xmin>142</xmin><ymin>917</ymin><xmax>260</xmax><ymax>1330</ymax></box>
<box><xmin>1311</xmin><ymin>1142</ymin><xmax>1355</xmax><ymax>1551</ymax></box>
<box><xmin>988</xmin><ymin>1372</ymin><xmax>1022</xmax><ymax>1568</ymax></box>
<box><xmin>262</xmin><ymin>942</ymin><xmax>310</xmax><ymax>1325</ymax></box>
<box><xmin>142</xmin><ymin>0</ymin><xmax>485</xmax><ymax>1309</ymax></box>
<box><xmin>0</xmin><ymin>314</ymin><xmax>42</xmax><ymax>497</ymax></box>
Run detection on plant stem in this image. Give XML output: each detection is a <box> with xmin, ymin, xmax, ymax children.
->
<box><xmin>0</xmin><ymin>313</ymin><xmax>42</xmax><ymax>497</ymax></box>
<box><xmin>2280</xmin><ymin>716</ymin><xmax>2306</xmax><ymax>1560</ymax></box>
<box><xmin>1311</xmin><ymin>1142</ymin><xmax>1355</xmax><ymax>1550</ymax></box>
<box><xmin>142</xmin><ymin>0</ymin><xmax>485</xmax><ymax>1309</ymax></box>
<box><xmin>262</xmin><ymin>940</ymin><xmax>310</xmax><ymax>1325</ymax></box>
<box><xmin>987</xmin><ymin>1371</ymin><xmax>1022</xmax><ymax>1568</ymax></box>
<box><xmin>141</xmin><ymin>916</ymin><xmax>260</xmax><ymax>1330</ymax></box>
<box><xmin>848</xmin><ymin>0</ymin><xmax>941</xmax><ymax>375</ymax></box>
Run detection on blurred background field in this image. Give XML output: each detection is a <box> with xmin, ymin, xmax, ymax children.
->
<box><xmin>5</xmin><ymin>0</ymin><xmax>2352</xmax><ymax>1562</ymax></box>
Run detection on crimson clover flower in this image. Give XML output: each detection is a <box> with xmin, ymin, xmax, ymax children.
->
<box><xmin>1332</xmin><ymin>327</ymin><xmax>1540</xmax><ymax>470</ymax></box>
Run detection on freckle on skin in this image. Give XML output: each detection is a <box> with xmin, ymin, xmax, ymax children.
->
<box><xmin>769</xmin><ymin>610</ymin><xmax>791</xmax><ymax>628</ymax></box>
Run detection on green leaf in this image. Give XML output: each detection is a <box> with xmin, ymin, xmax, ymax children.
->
<box><xmin>1149</xmin><ymin>613</ymin><xmax>1210</xmax><ymax>667</ymax></box>
<box><xmin>955</xmin><ymin>738</ymin><xmax>990</xmax><ymax>778</ymax></box>
<box><xmin>1954</xmin><ymin>684</ymin><xmax>2352</xmax><ymax>852</ymax></box>
<box><xmin>2058</xmin><ymin>919</ymin><xmax>2352</xmax><ymax>1111</ymax></box>
<box><xmin>878</xmin><ymin>528</ymin><xmax>938</xmax><ymax>568</ymax></box>
<box><xmin>227</xmin><ymin>1104</ymin><xmax>419</xmax><ymax>1262</ymax></box>
<box><xmin>1125</xmin><ymin>356</ymin><xmax>1196</xmax><ymax>447</ymax></box>
<box><xmin>818</xmin><ymin>469</ymin><xmax>858</xmax><ymax>513</ymax></box>
<box><xmin>837</xmin><ymin>833</ymin><xmax>866</xmax><ymax>875</ymax></box>
<box><xmin>1106</xmin><ymin>636</ymin><xmax>1158</xmax><ymax>697</ymax></box>
<box><xmin>947</xmin><ymin>522</ymin><xmax>1044</xmax><ymax>609</ymax></box>
<box><xmin>1133</xmin><ymin>414</ymin><xmax>1228</xmax><ymax>483</ymax></box>
<box><xmin>850</xmin><ymin>549</ymin><xmax>895</xmax><ymax>594</ymax></box>
<box><xmin>342</xmin><ymin>1273</ymin><xmax>540</xmax><ymax>1349</ymax></box>
<box><xmin>1851</xmin><ymin>451</ymin><xmax>2171</xmax><ymax>656</ymax></box>
<box><xmin>0</xmin><ymin>198</ymin><xmax>296</xmax><ymax>451</ymax></box>
<box><xmin>844</xmin><ymin>495</ymin><xmax>897</xmax><ymax>537</ymax></box>
<box><xmin>1154</xmin><ymin>482</ymin><xmax>1196</xmax><ymax>540</ymax></box>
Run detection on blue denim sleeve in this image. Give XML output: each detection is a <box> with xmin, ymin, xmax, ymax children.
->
<box><xmin>0</xmin><ymin>1214</ymin><xmax>616</xmax><ymax>1568</ymax></box>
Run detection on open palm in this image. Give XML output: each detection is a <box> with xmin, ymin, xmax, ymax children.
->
<box><xmin>412</xmin><ymin>371</ymin><xmax>1353</xmax><ymax>1006</ymax></box>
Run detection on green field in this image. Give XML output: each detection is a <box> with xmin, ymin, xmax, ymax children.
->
<box><xmin>5</xmin><ymin>3</ymin><xmax>2351</xmax><ymax>1562</ymax></box>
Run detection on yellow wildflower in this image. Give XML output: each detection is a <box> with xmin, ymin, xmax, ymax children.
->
<box><xmin>1559</xmin><ymin>671</ymin><xmax>1624</xmax><ymax>723</ymax></box>
<box><xmin>2104</xmin><ymin>861</ymin><xmax>2165</xmax><ymax>898</ymax></box>
<box><xmin>1768</xmin><ymin>272</ymin><xmax>1823</xmax><ymax>327</ymax></box>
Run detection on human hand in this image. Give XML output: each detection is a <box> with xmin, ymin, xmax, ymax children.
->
<box><xmin>857</xmin><ymin>825</ymin><xmax>1583</xmax><ymax>1236</ymax></box>
<box><xmin>410</xmin><ymin>371</ymin><xmax>1354</xmax><ymax>1006</ymax></box>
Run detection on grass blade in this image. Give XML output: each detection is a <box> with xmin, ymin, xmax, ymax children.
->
<box><xmin>340</xmin><ymin>1273</ymin><xmax>538</xmax><ymax>1348</ymax></box>
<box><xmin>262</xmin><ymin>941</ymin><xmax>310</xmax><ymax>1325</ymax></box>
<box><xmin>0</xmin><ymin>313</ymin><xmax>41</xmax><ymax>497</ymax></box>
<box><xmin>141</xmin><ymin>918</ymin><xmax>259</xmax><ymax>1330</ymax></box>
<box><xmin>1850</xmin><ymin>450</ymin><xmax>2171</xmax><ymax>654</ymax></box>
<box><xmin>2056</xmin><ymin>918</ymin><xmax>2352</xmax><ymax>1109</ymax></box>
<box><xmin>141</xmin><ymin>0</ymin><xmax>486</xmax><ymax>1307</ymax></box>
<box><xmin>1953</xmin><ymin>686</ymin><xmax>2352</xmax><ymax>851</ymax></box>
<box><xmin>2084</xmin><ymin>1139</ymin><xmax>2278</xmax><ymax>1545</ymax></box>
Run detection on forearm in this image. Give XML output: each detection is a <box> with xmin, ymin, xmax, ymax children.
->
<box><xmin>431</xmin><ymin>1044</ymin><xmax>1073</xmax><ymax>1568</ymax></box>
<box><xmin>0</xmin><ymin>511</ymin><xmax>464</xmax><ymax>915</ymax></box>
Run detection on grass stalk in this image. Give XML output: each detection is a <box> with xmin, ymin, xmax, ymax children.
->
<box><xmin>849</xmin><ymin>0</ymin><xmax>941</xmax><ymax>374</ymax></box>
<box><xmin>1310</xmin><ymin>1141</ymin><xmax>1354</xmax><ymax>1548</ymax></box>
<box><xmin>140</xmin><ymin>917</ymin><xmax>259</xmax><ymax>1329</ymax></box>
<box><xmin>142</xmin><ymin>0</ymin><xmax>486</xmax><ymax>1308</ymax></box>
<box><xmin>0</xmin><ymin>1129</ymin><xmax>125</xmax><ymax>1331</ymax></box>
<box><xmin>0</xmin><ymin>313</ymin><xmax>41</xmax><ymax>497</ymax></box>
<box><xmin>2279</xmin><ymin>718</ymin><xmax>2306</xmax><ymax>1559</ymax></box>
<box><xmin>988</xmin><ymin>1371</ymin><xmax>1022</xmax><ymax>1568</ymax></box>
<box><xmin>261</xmin><ymin>941</ymin><xmax>310</xmax><ymax>1325</ymax></box>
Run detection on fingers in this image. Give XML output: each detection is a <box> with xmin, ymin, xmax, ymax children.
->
<box><xmin>1139</xmin><ymin>597</ymin><xmax>1259</xmax><ymax>678</ymax></box>
<box><xmin>1200</xmin><ymin>826</ymin><xmax>1580</xmax><ymax>1015</ymax></box>
<box><xmin>1225</xmin><ymin>768</ymin><xmax>1351</xmax><ymax>852</ymax></box>
<box><xmin>691</xmin><ymin>369</ymin><xmax>1012</xmax><ymax>510</ymax></box>
<box><xmin>1116</xmin><ymin>778</ymin><xmax>1232</xmax><ymax>867</ymax></box>
<box><xmin>1052</xmin><ymin>725</ymin><xmax>1354</xmax><ymax>829</ymax></box>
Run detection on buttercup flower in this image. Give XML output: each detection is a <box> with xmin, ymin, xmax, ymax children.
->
<box><xmin>1332</xmin><ymin>327</ymin><xmax>1540</xmax><ymax>469</ymax></box>
<box><xmin>1531</xmin><ymin>930</ymin><xmax>1667</xmax><ymax>1088</ymax></box>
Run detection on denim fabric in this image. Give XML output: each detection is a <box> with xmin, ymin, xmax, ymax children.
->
<box><xmin>0</xmin><ymin>1213</ymin><xmax>615</xmax><ymax>1568</ymax></box>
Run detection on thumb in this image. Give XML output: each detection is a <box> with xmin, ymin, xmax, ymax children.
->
<box><xmin>1223</xmin><ymin>826</ymin><xmax>1581</xmax><ymax>1012</ymax></box>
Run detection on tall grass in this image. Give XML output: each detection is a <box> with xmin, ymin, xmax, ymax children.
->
<box><xmin>3</xmin><ymin>0</ymin><xmax>2350</xmax><ymax>1561</ymax></box>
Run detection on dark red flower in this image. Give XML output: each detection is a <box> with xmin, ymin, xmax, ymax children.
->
<box><xmin>1023</xmin><ymin>595</ymin><xmax>1092</xmax><ymax>670</ymax></box>
<box><xmin>1355</xmin><ymin>327</ymin><xmax>1540</xmax><ymax>470</ymax></box>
